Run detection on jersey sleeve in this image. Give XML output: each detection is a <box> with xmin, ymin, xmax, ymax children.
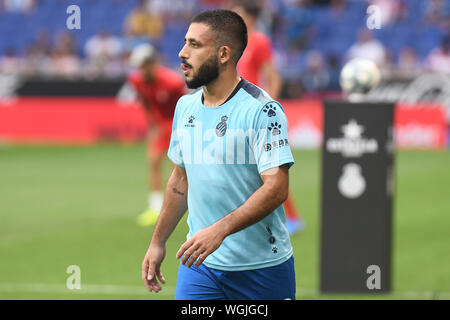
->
<box><xmin>250</xmin><ymin>101</ymin><xmax>294</xmax><ymax>174</ymax></box>
<box><xmin>167</xmin><ymin>100</ymin><xmax>185</xmax><ymax>168</ymax></box>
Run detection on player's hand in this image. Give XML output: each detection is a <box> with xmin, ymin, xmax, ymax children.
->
<box><xmin>142</xmin><ymin>244</ymin><xmax>166</xmax><ymax>293</ymax></box>
<box><xmin>176</xmin><ymin>224</ymin><xmax>227</xmax><ymax>268</ymax></box>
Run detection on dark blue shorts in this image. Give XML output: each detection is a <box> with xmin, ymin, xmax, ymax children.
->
<box><xmin>174</xmin><ymin>256</ymin><xmax>295</xmax><ymax>300</ymax></box>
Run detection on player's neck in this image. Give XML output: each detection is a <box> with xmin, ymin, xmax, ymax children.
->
<box><xmin>202</xmin><ymin>70</ymin><xmax>241</xmax><ymax>108</ymax></box>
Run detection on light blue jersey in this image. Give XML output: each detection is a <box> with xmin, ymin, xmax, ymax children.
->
<box><xmin>168</xmin><ymin>79</ymin><xmax>294</xmax><ymax>271</ymax></box>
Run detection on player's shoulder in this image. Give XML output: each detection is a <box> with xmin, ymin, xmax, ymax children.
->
<box><xmin>236</xmin><ymin>80</ymin><xmax>286</xmax><ymax>127</ymax></box>
<box><xmin>238</xmin><ymin>80</ymin><xmax>282</xmax><ymax>113</ymax></box>
<box><xmin>127</xmin><ymin>70</ymin><xmax>143</xmax><ymax>85</ymax></box>
<box><xmin>176</xmin><ymin>89</ymin><xmax>202</xmax><ymax>108</ymax></box>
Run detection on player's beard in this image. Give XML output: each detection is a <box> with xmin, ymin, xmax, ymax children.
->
<box><xmin>185</xmin><ymin>54</ymin><xmax>220</xmax><ymax>89</ymax></box>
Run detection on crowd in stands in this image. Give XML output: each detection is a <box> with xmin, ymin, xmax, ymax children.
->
<box><xmin>0</xmin><ymin>0</ymin><xmax>449</xmax><ymax>97</ymax></box>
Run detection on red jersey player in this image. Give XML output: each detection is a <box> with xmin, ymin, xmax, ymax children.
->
<box><xmin>128</xmin><ymin>44</ymin><xmax>186</xmax><ymax>227</ymax></box>
<box><xmin>234</xmin><ymin>1</ymin><xmax>305</xmax><ymax>235</ymax></box>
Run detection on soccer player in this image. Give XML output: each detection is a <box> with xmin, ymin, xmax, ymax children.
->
<box><xmin>142</xmin><ymin>10</ymin><xmax>296</xmax><ymax>299</ymax></box>
<box><xmin>128</xmin><ymin>44</ymin><xmax>186</xmax><ymax>227</ymax></box>
<box><xmin>233</xmin><ymin>0</ymin><xmax>305</xmax><ymax>235</ymax></box>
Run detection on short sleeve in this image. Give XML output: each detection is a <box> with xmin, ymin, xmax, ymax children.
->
<box><xmin>251</xmin><ymin>101</ymin><xmax>294</xmax><ymax>174</ymax></box>
<box><xmin>167</xmin><ymin>102</ymin><xmax>185</xmax><ymax>168</ymax></box>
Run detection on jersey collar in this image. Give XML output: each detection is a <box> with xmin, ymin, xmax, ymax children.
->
<box><xmin>201</xmin><ymin>78</ymin><xmax>245</xmax><ymax>107</ymax></box>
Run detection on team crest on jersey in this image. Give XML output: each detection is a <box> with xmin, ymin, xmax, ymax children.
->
<box><xmin>215</xmin><ymin>115</ymin><xmax>228</xmax><ymax>137</ymax></box>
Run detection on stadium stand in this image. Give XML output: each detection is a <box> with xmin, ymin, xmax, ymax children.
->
<box><xmin>0</xmin><ymin>0</ymin><xmax>448</xmax><ymax>89</ymax></box>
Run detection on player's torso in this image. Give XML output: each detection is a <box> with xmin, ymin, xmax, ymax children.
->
<box><xmin>134</xmin><ymin>67</ymin><xmax>182</xmax><ymax>120</ymax></box>
<box><xmin>172</xmin><ymin>85</ymin><xmax>293</xmax><ymax>271</ymax></box>
<box><xmin>175</xmin><ymin>89</ymin><xmax>259</xmax><ymax>168</ymax></box>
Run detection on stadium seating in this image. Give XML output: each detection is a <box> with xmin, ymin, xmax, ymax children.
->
<box><xmin>0</xmin><ymin>0</ymin><xmax>446</xmax><ymax>71</ymax></box>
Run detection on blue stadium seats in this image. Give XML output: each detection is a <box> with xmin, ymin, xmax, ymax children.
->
<box><xmin>0</xmin><ymin>0</ymin><xmax>445</xmax><ymax>73</ymax></box>
<box><xmin>0</xmin><ymin>0</ymin><xmax>138</xmax><ymax>56</ymax></box>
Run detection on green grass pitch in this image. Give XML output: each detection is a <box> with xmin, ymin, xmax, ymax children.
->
<box><xmin>0</xmin><ymin>144</ymin><xmax>449</xmax><ymax>299</ymax></box>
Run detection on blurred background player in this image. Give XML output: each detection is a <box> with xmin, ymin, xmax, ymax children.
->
<box><xmin>232</xmin><ymin>0</ymin><xmax>305</xmax><ymax>235</ymax></box>
<box><xmin>128</xmin><ymin>43</ymin><xmax>186</xmax><ymax>227</ymax></box>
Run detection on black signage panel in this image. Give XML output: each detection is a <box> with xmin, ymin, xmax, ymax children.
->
<box><xmin>320</xmin><ymin>100</ymin><xmax>395</xmax><ymax>293</ymax></box>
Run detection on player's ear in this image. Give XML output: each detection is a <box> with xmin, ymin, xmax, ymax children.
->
<box><xmin>218</xmin><ymin>45</ymin><xmax>233</xmax><ymax>65</ymax></box>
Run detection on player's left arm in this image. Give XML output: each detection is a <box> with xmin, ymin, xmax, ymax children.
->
<box><xmin>176</xmin><ymin>164</ymin><xmax>289</xmax><ymax>268</ymax></box>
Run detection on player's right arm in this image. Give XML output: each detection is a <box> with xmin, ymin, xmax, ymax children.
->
<box><xmin>142</xmin><ymin>164</ymin><xmax>188</xmax><ymax>293</ymax></box>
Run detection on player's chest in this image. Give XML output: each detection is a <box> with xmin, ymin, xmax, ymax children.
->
<box><xmin>176</xmin><ymin>108</ymin><xmax>255</xmax><ymax>164</ymax></box>
<box><xmin>178</xmin><ymin>107</ymin><xmax>252</xmax><ymax>138</ymax></box>
<box><xmin>139</xmin><ymin>85</ymin><xmax>171</xmax><ymax>105</ymax></box>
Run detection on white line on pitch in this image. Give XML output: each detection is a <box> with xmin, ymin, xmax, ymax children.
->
<box><xmin>0</xmin><ymin>283</ymin><xmax>174</xmax><ymax>296</ymax></box>
<box><xmin>0</xmin><ymin>283</ymin><xmax>449</xmax><ymax>299</ymax></box>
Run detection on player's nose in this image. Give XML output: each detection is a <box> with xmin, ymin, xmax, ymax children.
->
<box><xmin>178</xmin><ymin>44</ymin><xmax>189</xmax><ymax>60</ymax></box>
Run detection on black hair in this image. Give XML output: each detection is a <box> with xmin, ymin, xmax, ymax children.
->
<box><xmin>192</xmin><ymin>9</ymin><xmax>248</xmax><ymax>64</ymax></box>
